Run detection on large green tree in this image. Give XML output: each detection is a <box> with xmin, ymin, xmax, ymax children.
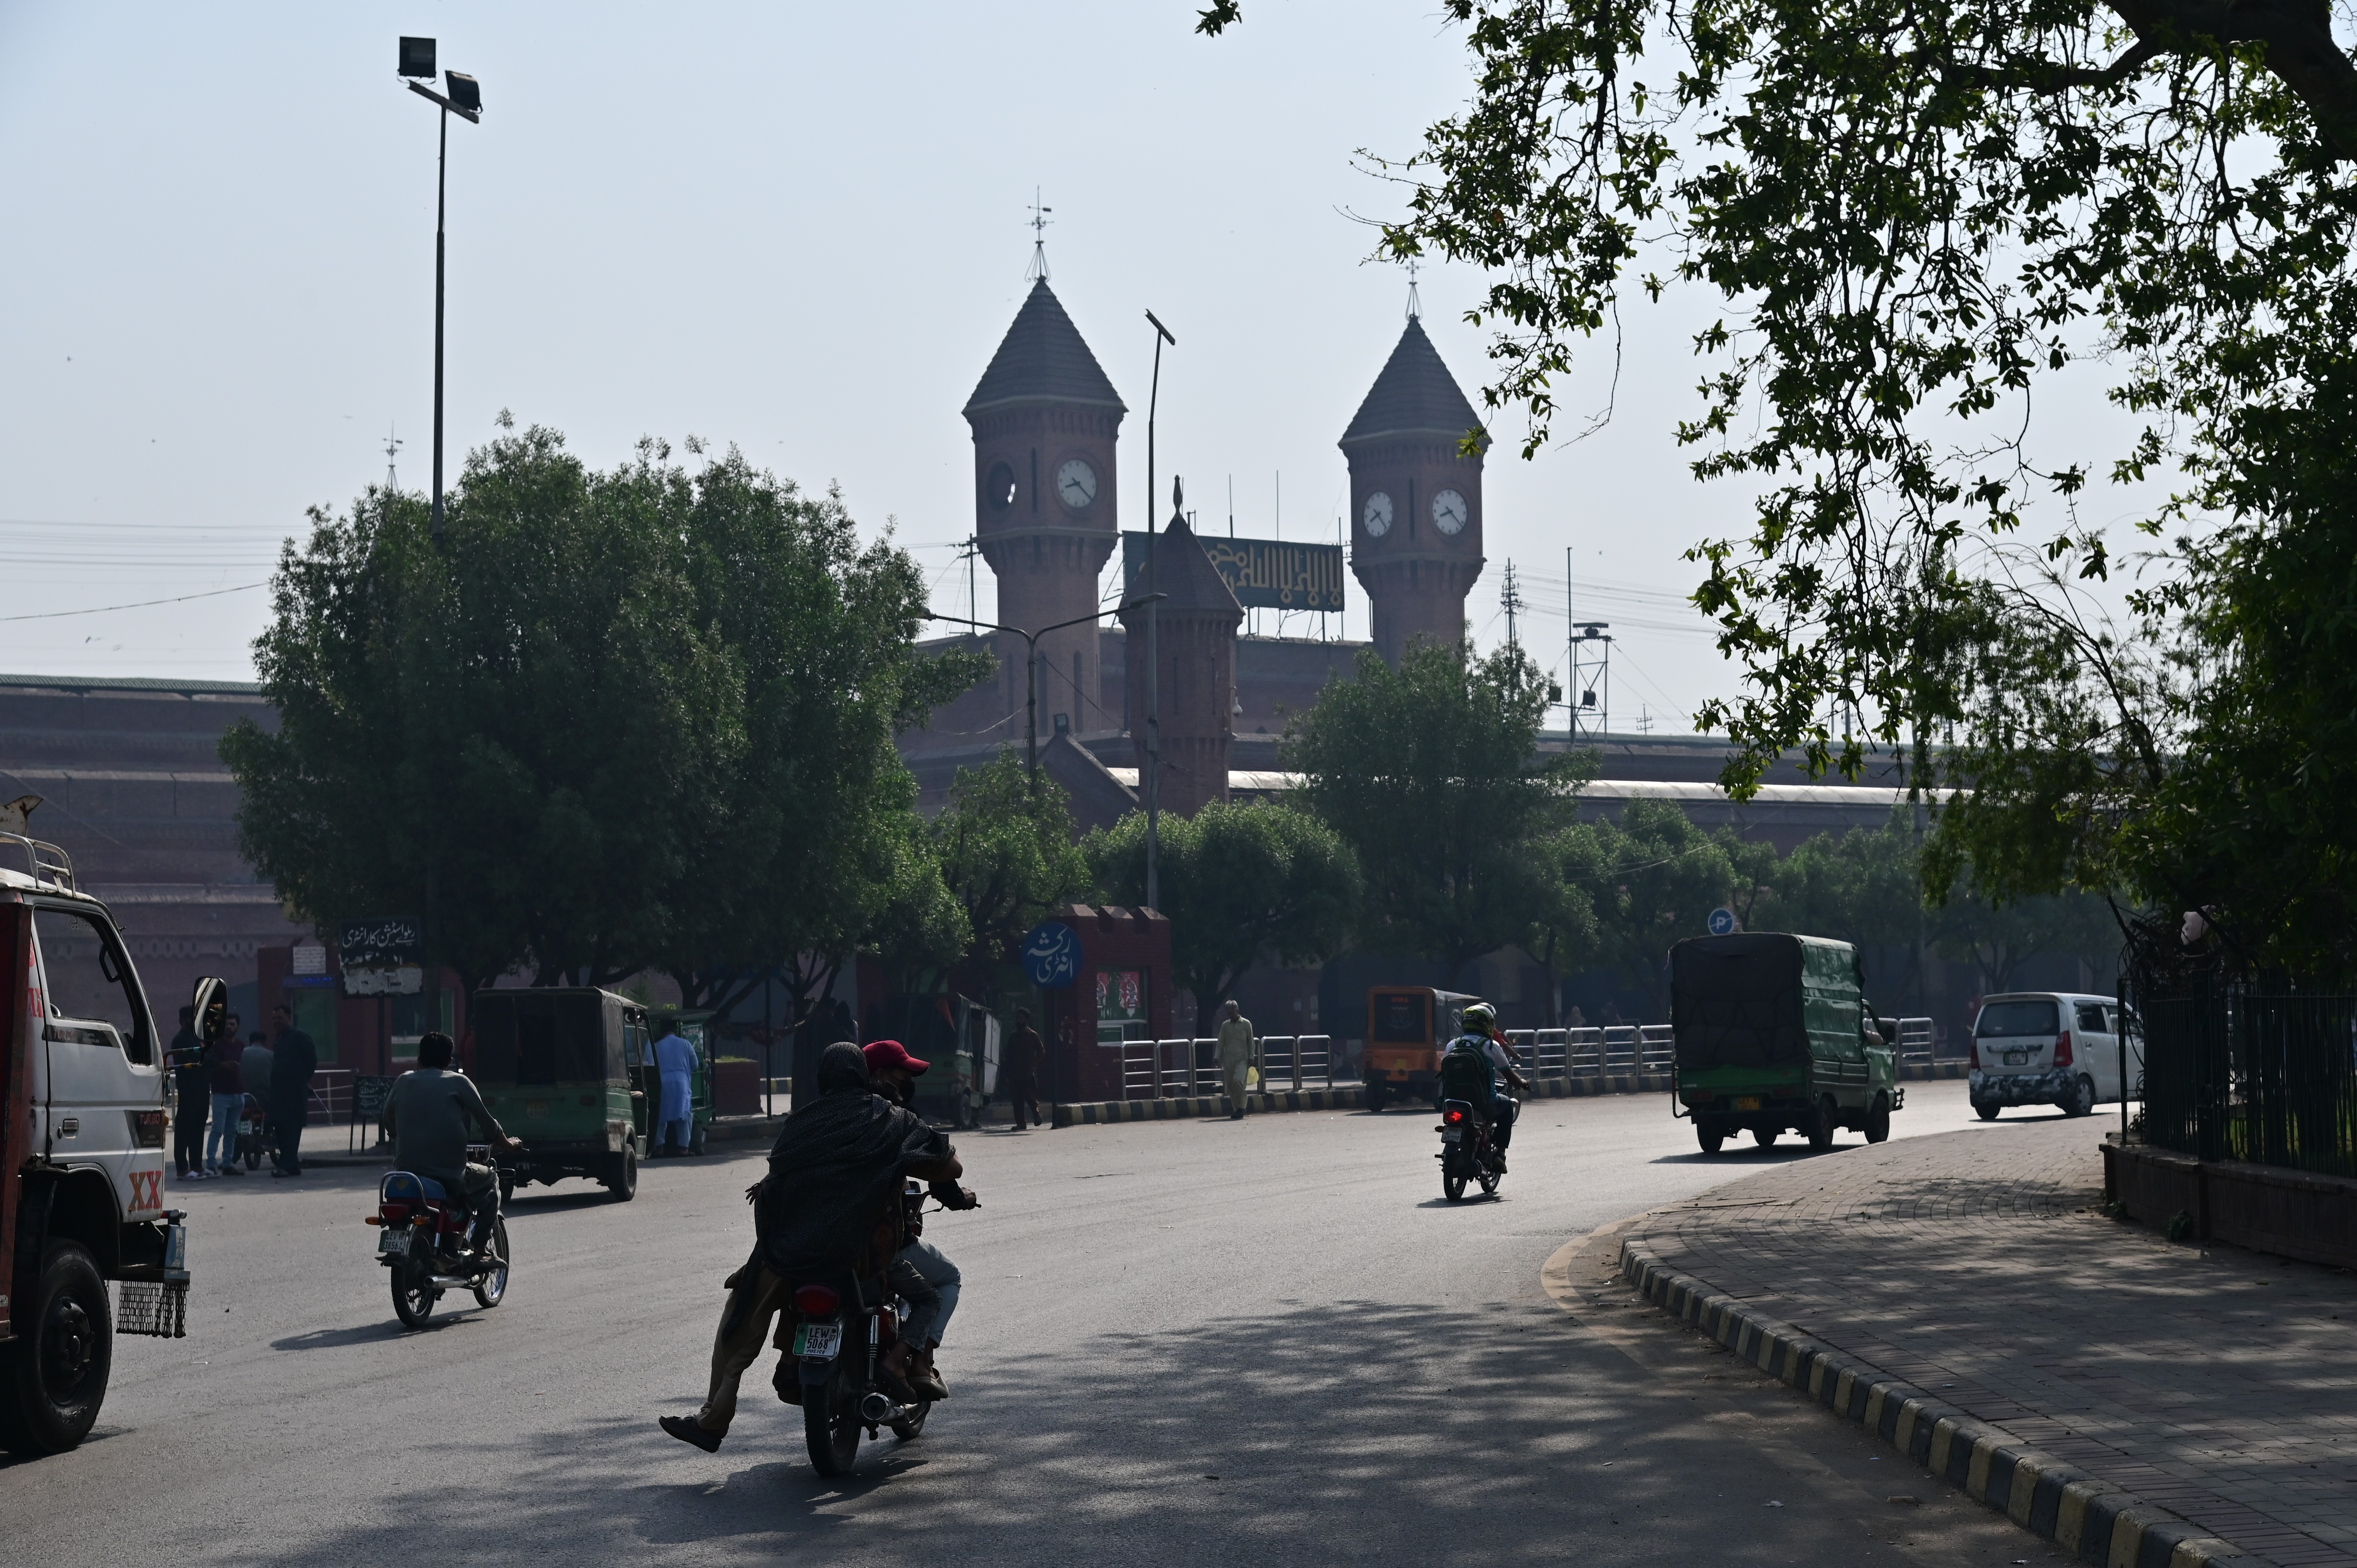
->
<box><xmin>224</xmin><ymin>424</ymin><xmax>982</xmax><ymax>1003</ymax></box>
<box><xmin>1284</xmin><ymin>640</ymin><xmax>1591</xmax><ymax>985</ymax></box>
<box><xmin>1203</xmin><ymin>0</ymin><xmax>2357</xmax><ymax>973</ymax></box>
<box><xmin>1085</xmin><ymin>799</ymin><xmax>1362</xmax><ymax>1024</ymax></box>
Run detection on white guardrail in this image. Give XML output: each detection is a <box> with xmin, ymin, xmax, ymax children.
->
<box><xmin>1115</xmin><ymin>1017</ymin><xmax>1935</xmax><ymax>1101</ymax></box>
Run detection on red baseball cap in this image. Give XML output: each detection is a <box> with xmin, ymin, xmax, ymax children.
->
<box><xmin>863</xmin><ymin>1039</ymin><xmax>929</xmax><ymax>1076</ymax></box>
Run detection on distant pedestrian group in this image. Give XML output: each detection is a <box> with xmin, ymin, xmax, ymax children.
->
<box><xmin>170</xmin><ymin>996</ymin><xmax>316</xmax><ymax>1181</ymax></box>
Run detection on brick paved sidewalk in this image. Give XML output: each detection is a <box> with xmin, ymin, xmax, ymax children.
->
<box><xmin>1623</xmin><ymin>1119</ymin><xmax>2357</xmax><ymax>1566</ymax></box>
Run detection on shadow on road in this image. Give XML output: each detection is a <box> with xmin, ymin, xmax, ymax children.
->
<box><xmin>254</xmin><ymin>1295</ymin><xmax>1965</xmax><ymax>1567</ymax></box>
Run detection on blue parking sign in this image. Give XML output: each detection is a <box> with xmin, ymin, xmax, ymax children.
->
<box><xmin>1021</xmin><ymin>921</ymin><xmax>1081</xmax><ymax>989</ymax></box>
<box><xmin>1707</xmin><ymin>907</ymin><xmax>1738</xmax><ymax>936</ymax></box>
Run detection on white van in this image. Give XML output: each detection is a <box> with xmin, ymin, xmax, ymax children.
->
<box><xmin>1968</xmin><ymin>992</ymin><xmax>2143</xmax><ymax>1120</ymax></box>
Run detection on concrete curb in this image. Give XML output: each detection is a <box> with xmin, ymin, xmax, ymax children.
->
<box><xmin>1052</xmin><ymin>1087</ymin><xmax>1365</xmax><ymax>1126</ymax></box>
<box><xmin>1615</xmin><ymin>1236</ymin><xmax>2278</xmax><ymax>1568</ymax></box>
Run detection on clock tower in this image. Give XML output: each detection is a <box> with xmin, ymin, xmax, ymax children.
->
<box><xmin>965</xmin><ymin>279</ymin><xmax>1125</xmax><ymax>731</ymax></box>
<box><xmin>1339</xmin><ymin>314</ymin><xmax>1486</xmax><ymax>666</ymax></box>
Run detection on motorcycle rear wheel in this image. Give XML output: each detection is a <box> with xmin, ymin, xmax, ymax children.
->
<box><xmin>473</xmin><ymin>1217</ymin><xmax>510</xmax><ymax>1308</ymax></box>
<box><xmin>804</xmin><ymin>1377</ymin><xmax>860</xmax><ymax>1476</ymax></box>
<box><xmin>390</xmin><ymin>1259</ymin><xmax>438</xmax><ymax>1330</ymax></box>
<box><xmin>1442</xmin><ymin>1168</ymin><xmax>1466</xmax><ymax>1202</ymax></box>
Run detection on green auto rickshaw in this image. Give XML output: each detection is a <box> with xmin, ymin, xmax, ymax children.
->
<box><xmin>470</xmin><ymin>988</ymin><xmax>650</xmax><ymax>1201</ymax></box>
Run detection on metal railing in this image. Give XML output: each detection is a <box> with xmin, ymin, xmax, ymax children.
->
<box><xmin>1119</xmin><ymin>1035</ymin><xmax>1338</xmax><ymax>1099</ymax></box>
<box><xmin>2139</xmin><ymin>981</ymin><xmax>2357</xmax><ymax>1178</ymax></box>
<box><xmin>1896</xmin><ymin>1017</ymin><xmax>1935</xmax><ymax>1063</ymax></box>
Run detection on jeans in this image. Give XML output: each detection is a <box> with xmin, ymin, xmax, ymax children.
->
<box><xmin>206</xmin><ymin>1091</ymin><xmax>244</xmax><ymax>1169</ymax></box>
<box><xmin>174</xmin><ymin>1083</ymin><xmax>208</xmax><ymax>1174</ymax></box>
<box><xmin>890</xmin><ymin>1237</ymin><xmax>962</xmax><ymax>1349</ymax></box>
<box><xmin>1488</xmin><ymin>1093</ymin><xmax>1519</xmax><ymax>1153</ymax></box>
<box><xmin>268</xmin><ymin>1099</ymin><xmax>306</xmax><ymax>1172</ymax></box>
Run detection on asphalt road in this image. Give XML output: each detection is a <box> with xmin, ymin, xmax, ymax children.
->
<box><xmin>5</xmin><ymin>1080</ymin><xmax>2083</xmax><ymax>1566</ymax></box>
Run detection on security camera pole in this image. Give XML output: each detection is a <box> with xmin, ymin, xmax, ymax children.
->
<box><xmin>396</xmin><ymin>38</ymin><xmax>482</xmax><ymax>553</ymax></box>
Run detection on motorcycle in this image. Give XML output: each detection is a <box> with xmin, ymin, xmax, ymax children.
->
<box><xmin>783</xmin><ymin>1180</ymin><xmax>946</xmax><ymax>1477</ymax></box>
<box><xmin>1436</xmin><ymin>1097</ymin><xmax>1506</xmax><ymax>1202</ymax></box>
<box><xmin>235</xmin><ymin>1092</ymin><xmax>267</xmax><ymax>1172</ymax></box>
<box><xmin>367</xmin><ymin>1143</ymin><xmax>512</xmax><ymax>1329</ymax></box>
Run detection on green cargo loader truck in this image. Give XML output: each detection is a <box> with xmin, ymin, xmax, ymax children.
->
<box><xmin>1671</xmin><ymin>932</ymin><xmax>1902</xmax><ymax>1155</ymax></box>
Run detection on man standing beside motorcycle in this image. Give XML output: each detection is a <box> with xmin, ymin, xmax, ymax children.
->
<box><xmin>1442</xmin><ymin>1003</ymin><xmax>1528</xmax><ymax>1171</ymax></box>
<box><xmin>381</xmin><ymin>1031</ymin><xmax>521</xmax><ymax>1262</ymax></box>
<box><xmin>659</xmin><ymin>1041</ymin><xmax>968</xmax><ymax>1454</ymax></box>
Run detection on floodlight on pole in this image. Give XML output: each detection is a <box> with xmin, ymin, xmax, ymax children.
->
<box><xmin>398</xmin><ymin>38</ymin><xmax>483</xmax><ymax>554</ymax></box>
<box><xmin>1141</xmin><ymin>309</ymin><xmax>1176</xmax><ymax>915</ymax></box>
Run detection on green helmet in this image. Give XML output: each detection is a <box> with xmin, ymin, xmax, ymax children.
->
<box><xmin>1460</xmin><ymin>1003</ymin><xmax>1497</xmax><ymax>1033</ymax></box>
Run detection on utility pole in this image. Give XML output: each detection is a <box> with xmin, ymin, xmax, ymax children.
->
<box><xmin>1142</xmin><ymin>310</ymin><xmax>1176</xmax><ymax>912</ymax></box>
<box><xmin>1501</xmin><ymin>560</ymin><xmax>1522</xmax><ymax>649</ymax></box>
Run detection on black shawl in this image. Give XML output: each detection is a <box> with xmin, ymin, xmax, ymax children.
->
<box><xmin>755</xmin><ymin>1043</ymin><xmax>950</xmax><ymax>1277</ymax></box>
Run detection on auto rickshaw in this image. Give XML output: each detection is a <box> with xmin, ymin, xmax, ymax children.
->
<box><xmin>1361</xmin><ymin>986</ymin><xmax>1482</xmax><ymax>1111</ymax></box>
<box><xmin>468</xmin><ymin>988</ymin><xmax>647</xmax><ymax>1201</ymax></box>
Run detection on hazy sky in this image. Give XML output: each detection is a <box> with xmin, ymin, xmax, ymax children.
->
<box><xmin>0</xmin><ymin>2</ymin><xmax>2160</xmax><ymax>732</ymax></box>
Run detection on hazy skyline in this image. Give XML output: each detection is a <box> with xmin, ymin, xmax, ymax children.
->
<box><xmin>1</xmin><ymin>3</ymin><xmax>2157</xmax><ymax>735</ymax></box>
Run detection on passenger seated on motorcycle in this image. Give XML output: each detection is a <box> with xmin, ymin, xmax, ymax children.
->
<box><xmin>1440</xmin><ymin>1004</ymin><xmax>1528</xmax><ymax>1171</ymax></box>
<box><xmin>659</xmin><ymin>1041</ymin><xmax>963</xmax><ymax>1454</ymax></box>
<box><xmin>381</xmin><ymin>1031</ymin><xmax>521</xmax><ymax>1262</ymax></box>
<box><xmin>861</xmin><ymin>1038</ymin><xmax>979</xmax><ymax>1402</ymax></box>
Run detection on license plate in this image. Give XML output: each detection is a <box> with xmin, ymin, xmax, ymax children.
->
<box><xmin>1442</xmin><ymin>1129</ymin><xmax>1462</xmax><ymax>1143</ymax></box>
<box><xmin>239</xmin><ymin>1121</ymin><xmax>255</xmax><ymax>1135</ymax></box>
<box><xmin>2004</xmin><ymin>1051</ymin><xmax>2028</xmax><ymax>1067</ymax></box>
<box><xmin>377</xmin><ymin>1226</ymin><xmax>408</xmax><ymax>1255</ymax></box>
<box><xmin>1732</xmin><ymin>1097</ymin><xmax>1761</xmax><ymax>1111</ymax></box>
<box><xmin>794</xmin><ymin>1321</ymin><xmax>843</xmax><ymax>1360</ymax></box>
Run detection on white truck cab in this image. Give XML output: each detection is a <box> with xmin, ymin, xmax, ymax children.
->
<box><xmin>1</xmin><ymin>830</ymin><xmax>190</xmax><ymax>1455</ymax></box>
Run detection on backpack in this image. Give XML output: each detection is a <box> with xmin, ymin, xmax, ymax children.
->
<box><xmin>1439</xmin><ymin>1037</ymin><xmax>1496</xmax><ymax>1103</ymax></box>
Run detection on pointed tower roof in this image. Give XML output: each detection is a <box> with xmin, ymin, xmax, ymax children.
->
<box><xmin>1120</xmin><ymin>514</ymin><xmax>1241</xmax><ymax>622</ymax></box>
<box><xmin>1338</xmin><ymin>316</ymin><xmax>1482</xmax><ymax>448</ymax></box>
<box><xmin>963</xmin><ymin>279</ymin><xmax>1127</xmax><ymax>418</ymax></box>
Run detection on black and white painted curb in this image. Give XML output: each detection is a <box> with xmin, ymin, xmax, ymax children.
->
<box><xmin>1617</xmin><ymin>1238</ymin><xmax>2277</xmax><ymax>1568</ymax></box>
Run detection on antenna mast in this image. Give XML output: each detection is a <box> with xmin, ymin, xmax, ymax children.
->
<box><xmin>1026</xmin><ymin>188</ymin><xmax>1053</xmax><ymax>283</ymax></box>
<box><xmin>1405</xmin><ymin>257</ymin><xmax>1422</xmax><ymax>321</ymax></box>
<box><xmin>383</xmin><ymin>424</ymin><xmax>403</xmax><ymax>492</ymax></box>
<box><xmin>1500</xmin><ymin>560</ymin><xmax>1522</xmax><ymax>649</ymax></box>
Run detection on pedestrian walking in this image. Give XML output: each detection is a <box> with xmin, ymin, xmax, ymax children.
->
<box><xmin>1216</xmin><ymin>1000</ymin><xmax>1256</xmax><ymax>1120</ymax></box>
<box><xmin>1002</xmin><ymin>1008</ymin><xmax>1044</xmax><ymax>1130</ymax></box>
<box><xmin>169</xmin><ymin>1004</ymin><xmax>207</xmax><ymax>1181</ymax></box>
<box><xmin>650</xmin><ymin>1017</ymin><xmax>700</xmax><ymax>1156</ymax></box>
<box><xmin>268</xmin><ymin>1001</ymin><xmax>317</xmax><ymax>1177</ymax></box>
<box><xmin>205</xmin><ymin>1015</ymin><xmax>246</xmax><ymax>1176</ymax></box>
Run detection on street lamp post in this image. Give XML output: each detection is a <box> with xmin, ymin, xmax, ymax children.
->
<box><xmin>931</xmin><ymin>597</ymin><xmax>1166</xmax><ymax>791</ymax></box>
<box><xmin>397</xmin><ymin>38</ymin><xmax>482</xmax><ymax>553</ymax></box>
<box><xmin>1142</xmin><ymin>311</ymin><xmax>1176</xmax><ymax>912</ymax></box>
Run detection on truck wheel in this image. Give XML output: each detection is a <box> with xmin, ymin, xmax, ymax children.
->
<box><xmin>601</xmin><ymin>1148</ymin><xmax>638</xmax><ymax>1201</ymax></box>
<box><xmin>1697</xmin><ymin>1123</ymin><xmax>1725</xmax><ymax>1155</ymax></box>
<box><xmin>1865</xmin><ymin>1095</ymin><xmax>1892</xmax><ymax>1143</ymax></box>
<box><xmin>2</xmin><ymin>1241</ymin><xmax>114</xmax><ymax>1454</ymax></box>
<box><xmin>1806</xmin><ymin>1098</ymin><xmax>1837</xmax><ymax>1153</ymax></box>
<box><xmin>1363</xmin><ymin>1081</ymin><xmax>1389</xmax><ymax>1113</ymax></box>
<box><xmin>1975</xmin><ymin>1099</ymin><xmax>2001</xmax><ymax>1121</ymax></box>
<box><xmin>1865</xmin><ymin>1095</ymin><xmax>1891</xmax><ymax>1144</ymax></box>
<box><xmin>1751</xmin><ymin>1126</ymin><xmax>1779</xmax><ymax>1150</ymax></box>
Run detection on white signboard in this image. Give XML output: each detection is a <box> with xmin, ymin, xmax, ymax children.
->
<box><xmin>292</xmin><ymin>944</ymin><xmax>328</xmax><ymax>976</ymax></box>
<box><xmin>343</xmin><ymin>964</ymin><xmax>423</xmax><ymax>998</ymax></box>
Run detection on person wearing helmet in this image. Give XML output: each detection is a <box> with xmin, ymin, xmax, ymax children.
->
<box><xmin>1440</xmin><ymin>1003</ymin><xmax>1528</xmax><ymax>1171</ymax></box>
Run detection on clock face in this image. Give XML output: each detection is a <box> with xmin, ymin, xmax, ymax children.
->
<box><xmin>1362</xmin><ymin>490</ymin><xmax>1394</xmax><ymax>538</ymax></box>
<box><xmin>1432</xmin><ymin>488</ymin><xmax>1469</xmax><ymax>535</ymax></box>
<box><xmin>1055</xmin><ymin>458</ymin><xmax>1098</xmax><ymax>511</ymax></box>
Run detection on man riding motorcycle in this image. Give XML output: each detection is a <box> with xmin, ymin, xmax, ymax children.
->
<box><xmin>861</xmin><ymin>1038</ymin><xmax>977</xmax><ymax>1401</ymax></box>
<box><xmin>380</xmin><ymin>1030</ymin><xmax>522</xmax><ymax>1262</ymax></box>
<box><xmin>1439</xmin><ymin>1003</ymin><xmax>1527</xmax><ymax>1171</ymax></box>
<box><xmin>659</xmin><ymin>1041</ymin><xmax>966</xmax><ymax>1453</ymax></box>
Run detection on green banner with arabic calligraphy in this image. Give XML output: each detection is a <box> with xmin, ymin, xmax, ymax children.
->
<box><xmin>1122</xmin><ymin>532</ymin><xmax>1346</xmax><ymax>613</ymax></box>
